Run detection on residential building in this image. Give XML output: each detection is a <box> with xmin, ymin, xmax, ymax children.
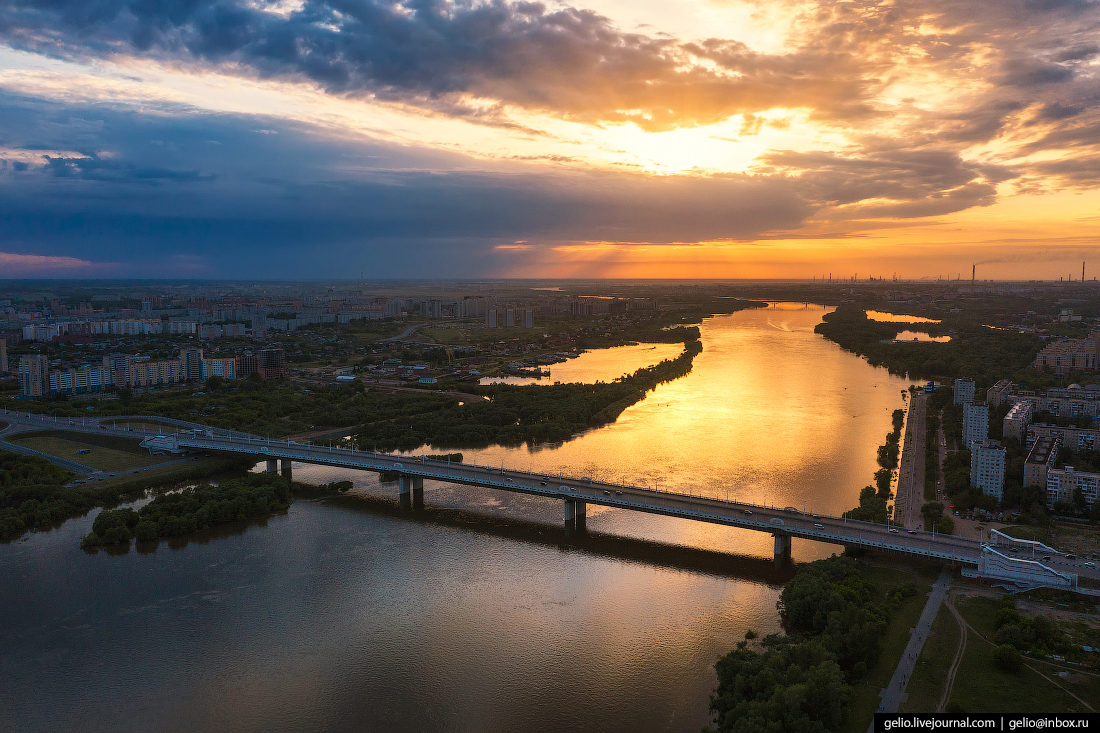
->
<box><xmin>963</xmin><ymin>402</ymin><xmax>989</xmax><ymax>448</ymax></box>
<box><xmin>986</xmin><ymin>379</ymin><xmax>1014</xmax><ymax>407</ymax></box>
<box><xmin>180</xmin><ymin>347</ymin><xmax>204</xmax><ymax>381</ymax></box>
<box><xmin>971</xmin><ymin>440</ymin><xmax>1006</xmax><ymax>500</ymax></box>
<box><xmin>1024</xmin><ymin>436</ymin><xmax>1059</xmax><ymax>489</ymax></box>
<box><xmin>201</xmin><ymin>357</ymin><xmax>238</xmax><ymax>380</ymax></box>
<box><xmin>1003</xmin><ymin>401</ymin><xmax>1033</xmax><ymax>441</ymax></box>
<box><xmin>522</xmin><ymin>309</ymin><xmax>534</xmax><ymax>328</ymax></box>
<box><xmin>126</xmin><ymin>359</ymin><xmax>183</xmax><ymax>388</ymax></box>
<box><xmin>19</xmin><ymin>354</ymin><xmax>48</xmax><ymax>398</ymax></box>
<box><xmin>1026</xmin><ymin>423</ymin><xmax>1100</xmax><ymax>452</ymax></box>
<box><xmin>485</xmin><ymin>310</ymin><xmax>497</xmax><ymax>328</ymax></box>
<box><xmin>48</xmin><ymin>362</ymin><xmax>112</xmax><ymax>396</ymax></box>
<box><xmin>0</xmin><ymin>337</ymin><xmax>6</xmax><ymax>374</ymax></box>
<box><xmin>1047</xmin><ymin>467</ymin><xmax>1100</xmax><ymax>508</ymax></box>
<box><xmin>954</xmin><ymin>378</ymin><xmax>975</xmax><ymax>404</ymax></box>
<box><xmin>259</xmin><ymin>348</ymin><xmax>286</xmax><ymax>380</ymax></box>
<box><xmin>1035</xmin><ymin>334</ymin><xmax>1099</xmax><ymax>374</ymax></box>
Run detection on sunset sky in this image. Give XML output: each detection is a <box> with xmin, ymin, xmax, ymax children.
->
<box><xmin>0</xmin><ymin>0</ymin><xmax>1098</xmax><ymax>279</ymax></box>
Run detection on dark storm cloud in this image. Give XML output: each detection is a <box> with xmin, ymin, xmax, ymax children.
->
<box><xmin>0</xmin><ymin>0</ymin><xmax>1091</xmax><ymax>135</ymax></box>
<box><xmin>1</xmin><ymin>0</ymin><xmax>1099</xmax><ymax>272</ymax></box>
<box><xmin>0</xmin><ymin>95</ymin><xmax>811</xmax><ymax>276</ymax></box>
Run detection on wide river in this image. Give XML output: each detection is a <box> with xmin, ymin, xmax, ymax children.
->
<box><xmin>0</xmin><ymin>305</ymin><xmax>912</xmax><ymax>733</ymax></box>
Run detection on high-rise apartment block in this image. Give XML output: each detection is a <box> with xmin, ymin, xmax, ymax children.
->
<box><xmin>963</xmin><ymin>402</ymin><xmax>989</xmax><ymax>448</ymax></box>
<box><xmin>1003</xmin><ymin>401</ymin><xmax>1033</xmax><ymax>441</ymax></box>
<box><xmin>970</xmin><ymin>440</ymin><xmax>1006</xmax><ymax>500</ymax></box>
<box><xmin>180</xmin><ymin>348</ymin><xmax>204</xmax><ymax>381</ymax></box>
<box><xmin>19</xmin><ymin>354</ymin><xmax>48</xmax><ymax>398</ymax></box>
<box><xmin>954</xmin><ymin>378</ymin><xmax>975</xmax><ymax>404</ymax></box>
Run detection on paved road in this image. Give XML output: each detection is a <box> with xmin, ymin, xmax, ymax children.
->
<box><xmin>872</xmin><ymin>567</ymin><xmax>952</xmax><ymax>723</ymax></box>
<box><xmin>157</xmin><ymin>429</ymin><xmax>990</xmax><ymax>564</ymax></box>
<box><xmin>7</xmin><ymin>408</ymin><xmax>1100</xmax><ymax>581</ymax></box>
<box><xmin>895</xmin><ymin>393</ymin><xmax>926</xmax><ymax>529</ymax></box>
<box><xmin>379</xmin><ymin>322</ymin><xmax>429</xmax><ymax>342</ymax></box>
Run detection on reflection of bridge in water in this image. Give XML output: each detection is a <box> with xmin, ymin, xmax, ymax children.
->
<box><xmin>0</xmin><ymin>410</ymin><xmax>1085</xmax><ymax>589</ymax></box>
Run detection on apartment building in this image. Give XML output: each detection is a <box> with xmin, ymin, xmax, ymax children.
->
<box><xmin>1047</xmin><ymin>467</ymin><xmax>1100</xmax><ymax>508</ymax></box>
<box><xmin>1003</xmin><ymin>401</ymin><xmax>1033</xmax><ymax>441</ymax></box>
<box><xmin>1026</xmin><ymin>423</ymin><xmax>1100</xmax><ymax>452</ymax></box>
<box><xmin>954</xmin><ymin>378</ymin><xmax>975</xmax><ymax>404</ymax></box>
<box><xmin>970</xmin><ymin>440</ymin><xmax>1006</xmax><ymax>500</ymax></box>
<box><xmin>963</xmin><ymin>402</ymin><xmax>989</xmax><ymax>448</ymax></box>
<box><xmin>1024</xmin><ymin>436</ymin><xmax>1059</xmax><ymax>489</ymax></box>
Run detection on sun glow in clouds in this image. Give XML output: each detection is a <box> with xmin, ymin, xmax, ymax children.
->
<box><xmin>0</xmin><ymin>0</ymin><xmax>1098</xmax><ymax>278</ymax></box>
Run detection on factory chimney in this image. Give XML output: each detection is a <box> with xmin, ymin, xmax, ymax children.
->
<box><xmin>1083</xmin><ymin>261</ymin><xmax>1086</xmax><ymax>282</ymax></box>
<box><xmin>972</xmin><ymin>264</ymin><xmax>976</xmax><ymax>281</ymax></box>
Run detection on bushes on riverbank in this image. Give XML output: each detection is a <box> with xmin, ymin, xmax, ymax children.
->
<box><xmin>354</xmin><ymin>338</ymin><xmax>703</xmax><ymax>451</ymax></box>
<box><xmin>846</xmin><ymin>408</ymin><xmax>905</xmax><ymax>524</ymax></box>
<box><xmin>82</xmin><ymin>474</ymin><xmax>294</xmax><ymax>547</ymax></box>
<box><xmin>709</xmin><ymin>557</ymin><xmax>918</xmax><ymax>732</ymax></box>
<box><xmin>0</xmin><ymin>454</ymin><xmax>82</xmax><ymax>539</ymax></box>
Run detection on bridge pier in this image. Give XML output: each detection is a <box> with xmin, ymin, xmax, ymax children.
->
<box><xmin>412</xmin><ymin>476</ymin><xmax>424</xmax><ymax>510</ymax></box>
<box><xmin>564</xmin><ymin>499</ymin><xmax>587</xmax><ymax>536</ymax></box>
<box><xmin>398</xmin><ymin>475</ymin><xmax>415</xmax><ymax>510</ymax></box>
<box><xmin>773</xmin><ymin>532</ymin><xmax>792</xmax><ymax>561</ymax></box>
<box><xmin>266</xmin><ymin>459</ymin><xmax>278</xmax><ymax>473</ymax></box>
<box><xmin>280</xmin><ymin>459</ymin><xmax>292</xmax><ymax>481</ymax></box>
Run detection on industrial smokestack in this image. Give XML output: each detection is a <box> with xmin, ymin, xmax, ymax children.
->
<box><xmin>972</xmin><ymin>264</ymin><xmax>976</xmax><ymax>281</ymax></box>
<box><xmin>1084</xmin><ymin>261</ymin><xmax>1086</xmax><ymax>282</ymax></box>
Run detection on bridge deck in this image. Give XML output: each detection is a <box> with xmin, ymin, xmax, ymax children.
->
<box><xmin>153</xmin><ymin>431</ymin><xmax>983</xmax><ymax>565</ymax></box>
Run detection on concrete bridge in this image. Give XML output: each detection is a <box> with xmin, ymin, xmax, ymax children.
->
<box><xmin>138</xmin><ymin>428</ymin><xmax>987</xmax><ymax>565</ymax></box>
<box><xmin>0</xmin><ymin>409</ymin><xmax>1086</xmax><ymax>588</ymax></box>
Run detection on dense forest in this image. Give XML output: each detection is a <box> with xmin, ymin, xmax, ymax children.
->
<box><xmin>4</xmin><ymin>378</ymin><xmax>459</xmax><ymax>438</ymax></box>
<box><xmin>82</xmin><ymin>473</ymin><xmax>296</xmax><ymax>547</ymax></box>
<box><xmin>354</xmin><ymin>337</ymin><xmax>703</xmax><ymax>451</ymax></box>
<box><xmin>708</xmin><ymin>557</ymin><xmax>918</xmax><ymax>732</ymax></box>
<box><xmin>815</xmin><ymin>305</ymin><xmax>1043</xmax><ymax>385</ymax></box>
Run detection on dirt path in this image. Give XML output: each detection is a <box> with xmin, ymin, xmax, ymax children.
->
<box><xmin>938</xmin><ymin>595</ymin><xmax>968</xmax><ymax>712</ymax></box>
<box><xmin>950</xmin><ymin>595</ymin><xmax>1095</xmax><ymax>712</ymax></box>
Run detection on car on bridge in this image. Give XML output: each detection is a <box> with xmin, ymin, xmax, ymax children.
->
<box><xmin>814</xmin><ymin>523</ymin><xmax>824</xmax><ymax>529</ymax></box>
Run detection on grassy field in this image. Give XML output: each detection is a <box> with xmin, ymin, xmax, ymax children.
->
<box><xmin>844</xmin><ymin>563</ymin><xmax>937</xmax><ymax>733</ymax></box>
<box><xmin>901</xmin><ymin>604</ymin><xmax>962</xmax><ymax>713</ymax></box>
<box><xmin>87</xmin><ymin>455</ymin><xmax>249</xmax><ymax>492</ymax></box>
<box><xmin>951</xmin><ymin>596</ymin><xmax>1087</xmax><ymax>713</ymax></box>
<box><xmin>11</xmin><ymin>434</ymin><xmax>171</xmax><ymax>472</ymax></box>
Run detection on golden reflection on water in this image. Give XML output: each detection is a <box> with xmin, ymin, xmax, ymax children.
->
<box><xmin>893</xmin><ymin>330</ymin><xmax>952</xmax><ymax>343</ymax></box>
<box><xmin>457</xmin><ymin>307</ymin><xmax>913</xmax><ymax>559</ymax></box>
<box><xmin>480</xmin><ymin>342</ymin><xmax>684</xmax><ymax>385</ymax></box>
<box><xmin>865</xmin><ymin>310</ymin><xmax>941</xmax><ymax>324</ymax></box>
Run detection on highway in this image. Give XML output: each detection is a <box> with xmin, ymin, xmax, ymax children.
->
<box><xmin>157</xmin><ymin>428</ymin><xmax>986</xmax><ymax>564</ymax></box>
<box><xmin>5</xmin><ymin>408</ymin><xmax>1100</xmax><ymax>582</ymax></box>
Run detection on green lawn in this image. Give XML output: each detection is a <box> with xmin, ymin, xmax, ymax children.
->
<box><xmin>950</xmin><ymin>597</ymin><xmax>1086</xmax><ymax>713</ymax></box>
<box><xmin>11</xmin><ymin>433</ymin><xmax>171</xmax><ymax>472</ymax></box>
<box><xmin>902</xmin><ymin>605</ymin><xmax>961</xmax><ymax>713</ymax></box>
<box><xmin>844</xmin><ymin>564</ymin><xmax>936</xmax><ymax>733</ymax></box>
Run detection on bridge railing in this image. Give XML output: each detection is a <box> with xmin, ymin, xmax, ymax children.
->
<box><xmin>173</xmin><ymin>430</ymin><xmax>981</xmax><ymax>556</ymax></box>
